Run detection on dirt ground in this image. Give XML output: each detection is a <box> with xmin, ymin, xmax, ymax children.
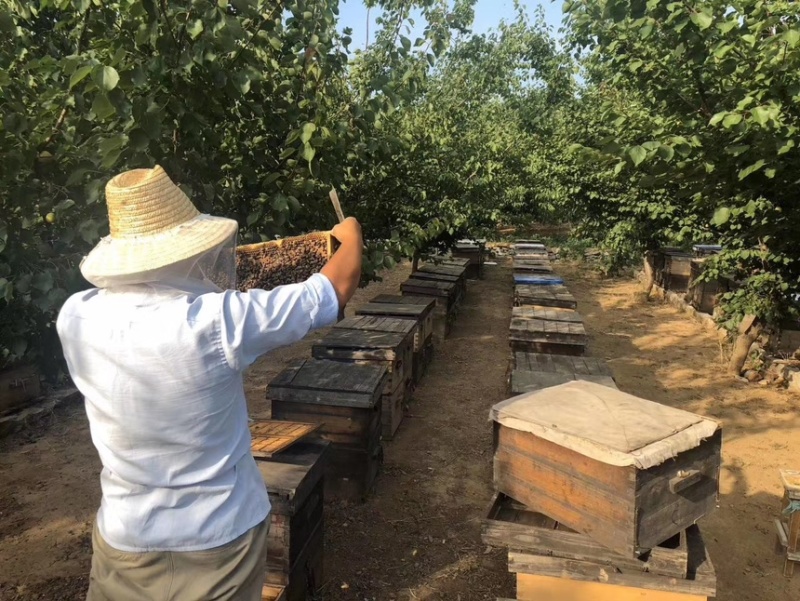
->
<box><xmin>1</xmin><ymin>259</ymin><xmax>799</xmax><ymax>600</ymax></box>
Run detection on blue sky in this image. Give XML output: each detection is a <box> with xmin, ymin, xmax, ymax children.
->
<box><xmin>337</xmin><ymin>1</ymin><xmax>566</xmax><ymax>51</ymax></box>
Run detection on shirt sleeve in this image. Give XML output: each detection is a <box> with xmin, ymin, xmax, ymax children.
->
<box><xmin>218</xmin><ymin>273</ymin><xmax>340</xmax><ymax>370</ymax></box>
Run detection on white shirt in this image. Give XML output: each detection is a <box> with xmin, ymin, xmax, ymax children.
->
<box><xmin>56</xmin><ymin>274</ymin><xmax>339</xmax><ymax>552</ymax></box>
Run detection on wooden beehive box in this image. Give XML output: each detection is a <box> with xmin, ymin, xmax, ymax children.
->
<box><xmin>311</xmin><ymin>329</ymin><xmax>413</xmax><ymax>439</ymax></box>
<box><xmin>236</xmin><ymin>231</ymin><xmax>337</xmax><ymax>292</ymax></box>
<box><xmin>491</xmin><ymin>381</ymin><xmax>722</xmax><ymax>558</ymax></box>
<box><xmin>514</xmin><ymin>285</ymin><xmax>577</xmax><ymax>309</ymax></box>
<box><xmin>654</xmin><ymin>249</ymin><xmax>693</xmax><ymax>293</ymax></box>
<box><xmin>256</xmin><ymin>441</ymin><xmax>329</xmax><ymax>601</ymax></box>
<box><xmin>483</xmin><ymin>493</ymin><xmax>690</xmax><ymax>579</ymax></box>
<box><xmin>513</xmin><ymin>259</ymin><xmax>553</xmax><ymax>274</ymax></box>
<box><xmin>512</xmin><ymin>306</ymin><xmax>580</xmax><ymax>323</ymax></box>
<box><xmin>509</xmin><ymin>353</ymin><xmax>616</xmax><ymax>395</ymax></box>
<box><xmin>355</xmin><ymin>302</ymin><xmax>433</xmax><ymax>385</ymax></box>
<box><xmin>357</xmin><ymin>300</ymin><xmax>434</xmax><ymax>352</ymax></box>
<box><xmin>416</xmin><ymin>262</ymin><xmax>468</xmax><ymax>300</ymax></box>
<box><xmin>368</xmin><ymin>295</ymin><xmax>436</xmax><ymax>378</ymax></box>
<box><xmin>451</xmin><ymin>243</ymin><xmax>484</xmax><ymax>279</ymax></box>
<box><xmin>512</xmin><ymin>274</ymin><xmax>564</xmax><ymax>286</ymax></box>
<box><xmin>400</xmin><ymin>278</ymin><xmax>458</xmax><ymax>342</ymax></box>
<box><xmin>687</xmin><ymin>258</ymin><xmax>736</xmax><ymax>316</ymax></box>
<box><xmin>508</xmin><ymin>520</ymin><xmax>716</xmax><ymax>601</ymax></box>
<box><xmin>509</xmin><ymin>317</ymin><xmax>587</xmax><ymax>356</ymax></box>
<box><xmin>330</xmin><ymin>316</ymin><xmax>416</xmax><ymax>439</ymax></box>
<box><xmin>268</xmin><ymin>359</ymin><xmax>387</xmax><ymax>501</ymax></box>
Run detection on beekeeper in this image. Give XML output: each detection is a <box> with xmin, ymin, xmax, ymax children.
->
<box><xmin>57</xmin><ymin>166</ymin><xmax>362</xmax><ymax>601</ymax></box>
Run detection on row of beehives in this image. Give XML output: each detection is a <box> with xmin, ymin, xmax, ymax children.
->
<box><xmin>251</xmin><ymin>251</ymin><xmax>482</xmax><ymax>601</ymax></box>
<box><xmin>486</xmin><ymin>240</ymin><xmax>720</xmax><ymax>601</ymax></box>
<box><xmin>647</xmin><ymin>245</ymin><xmax>730</xmax><ymax>315</ymax></box>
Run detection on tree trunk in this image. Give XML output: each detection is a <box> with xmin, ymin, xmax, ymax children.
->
<box><xmin>643</xmin><ymin>251</ymin><xmax>656</xmax><ymax>298</ymax></box>
<box><xmin>411</xmin><ymin>252</ymin><xmax>419</xmax><ymax>273</ymax></box>
<box><xmin>728</xmin><ymin>318</ymin><xmax>761</xmax><ymax>376</ymax></box>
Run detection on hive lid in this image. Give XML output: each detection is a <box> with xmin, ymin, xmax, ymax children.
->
<box><xmin>490</xmin><ymin>381</ymin><xmax>720</xmax><ymax>469</ymax></box>
<box><xmin>268</xmin><ymin>359</ymin><xmax>387</xmax><ymax>408</ymax></box>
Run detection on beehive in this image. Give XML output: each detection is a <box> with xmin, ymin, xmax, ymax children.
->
<box><xmin>256</xmin><ymin>441</ymin><xmax>329</xmax><ymax>601</ymax></box>
<box><xmin>491</xmin><ymin>381</ymin><xmax>721</xmax><ymax>558</ymax></box>
<box><xmin>268</xmin><ymin>359</ymin><xmax>387</xmax><ymax>501</ymax></box>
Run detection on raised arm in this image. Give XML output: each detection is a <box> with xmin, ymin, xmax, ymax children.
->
<box><xmin>321</xmin><ymin>217</ymin><xmax>363</xmax><ymax>308</ymax></box>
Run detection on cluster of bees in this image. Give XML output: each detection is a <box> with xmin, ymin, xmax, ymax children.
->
<box><xmin>236</xmin><ymin>233</ymin><xmax>332</xmax><ymax>292</ymax></box>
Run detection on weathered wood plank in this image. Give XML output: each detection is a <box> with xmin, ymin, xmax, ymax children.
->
<box><xmin>515</xmin><ymin>574</ymin><xmax>710</xmax><ymax>601</ymax></box>
<box><xmin>510</xmin><ymin>370</ymin><xmax>617</xmax><ymax>394</ymax></box>
<box><xmin>512</xmin><ymin>306</ymin><xmax>581</xmax><ymax>323</ymax></box>
<box><xmin>482</xmin><ymin>493</ymin><xmax>687</xmax><ymax>579</ymax></box>
<box><xmin>513</xmin><ymin>352</ymin><xmax>612</xmax><ymax>376</ymax></box>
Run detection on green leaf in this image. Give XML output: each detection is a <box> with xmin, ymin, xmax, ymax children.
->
<box><xmin>627</xmin><ymin>145</ymin><xmax>647</xmax><ymax>166</ymax></box>
<box><xmin>54</xmin><ymin>198</ymin><xmax>75</xmax><ymax>212</ymax></box>
<box><xmin>187</xmin><ymin>19</ymin><xmax>204</xmax><ymax>39</ymax></box>
<box><xmin>302</xmin><ymin>143</ymin><xmax>316</xmax><ymax>163</ymax></box>
<box><xmin>750</xmin><ymin>106</ymin><xmax>770</xmax><ymax>125</ymax></box>
<box><xmin>709</xmin><ymin>112</ymin><xmax>725</xmax><ymax>126</ymax></box>
<box><xmin>712</xmin><ymin>207</ymin><xmax>731</xmax><ymax>226</ymax></box>
<box><xmin>92</xmin><ymin>65</ymin><xmax>120</xmax><ymax>91</ymax></box>
<box><xmin>300</xmin><ymin>122</ymin><xmax>316</xmax><ymax>144</ymax></box>
<box><xmin>722</xmin><ymin>113</ymin><xmax>742</xmax><ymax>128</ymax></box>
<box><xmin>690</xmin><ymin>11</ymin><xmax>712</xmax><ymax>30</ymax></box>
<box><xmin>70</xmin><ymin>65</ymin><xmax>93</xmax><ymax>89</ymax></box>
<box><xmin>765</xmin><ymin>168</ymin><xmax>777</xmax><ymax>179</ymax></box>
<box><xmin>656</xmin><ymin>145</ymin><xmax>674</xmax><ymax>161</ymax></box>
<box><xmin>785</xmin><ymin>29</ymin><xmax>800</xmax><ymax>48</ymax></box>
<box><xmin>738</xmin><ymin>159</ymin><xmax>766</xmax><ymax>180</ymax></box>
<box><xmin>279</xmin><ymin>147</ymin><xmax>294</xmax><ymax>160</ymax></box>
<box><xmin>269</xmin><ymin>37</ymin><xmax>282</xmax><ymax>51</ymax></box>
<box><xmin>91</xmin><ymin>93</ymin><xmax>116</xmax><ymax>119</ymax></box>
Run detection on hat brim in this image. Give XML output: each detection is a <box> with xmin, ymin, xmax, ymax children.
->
<box><xmin>80</xmin><ymin>214</ymin><xmax>239</xmax><ymax>286</ymax></box>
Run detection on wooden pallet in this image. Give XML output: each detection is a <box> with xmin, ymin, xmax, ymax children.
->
<box><xmin>514</xmin><ymin>285</ymin><xmax>576</xmax><ymax>309</ymax></box>
<box><xmin>250</xmin><ymin>420</ymin><xmax>321</xmax><ymax>458</ymax></box>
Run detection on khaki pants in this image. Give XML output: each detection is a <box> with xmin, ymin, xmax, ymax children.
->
<box><xmin>87</xmin><ymin>520</ymin><xmax>269</xmax><ymax>601</ymax></box>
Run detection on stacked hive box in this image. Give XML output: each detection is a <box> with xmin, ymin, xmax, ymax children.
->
<box><xmin>268</xmin><ymin>359</ymin><xmax>388</xmax><ymax>501</ymax></box>
<box><xmin>312</xmin><ymin>325</ymin><xmax>413</xmax><ymax>440</ymax></box>
<box><xmin>490</xmin><ymin>241</ymin><xmax>719</xmax><ymax>601</ymax></box>
<box><xmin>451</xmin><ymin>239</ymin><xmax>485</xmax><ymax>279</ymax></box>
<box><xmin>489</xmin><ymin>382</ymin><xmax>721</xmax><ymax>601</ymax></box>
<box><xmin>357</xmin><ymin>296</ymin><xmax>436</xmax><ymax>384</ymax></box>
<box><xmin>255</xmin><ymin>439</ymin><xmax>328</xmax><ymax>601</ymax></box>
<box><xmin>400</xmin><ymin>259</ymin><xmax>467</xmax><ymax>343</ymax></box>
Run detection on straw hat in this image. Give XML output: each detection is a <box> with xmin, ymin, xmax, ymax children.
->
<box><xmin>80</xmin><ymin>166</ymin><xmax>238</xmax><ymax>286</ymax></box>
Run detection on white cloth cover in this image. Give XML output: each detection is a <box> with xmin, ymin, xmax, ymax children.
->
<box><xmin>490</xmin><ymin>380</ymin><xmax>720</xmax><ymax>469</ymax></box>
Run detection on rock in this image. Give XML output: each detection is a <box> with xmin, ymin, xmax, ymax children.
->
<box><xmin>743</xmin><ymin>370</ymin><xmax>761</xmax><ymax>382</ymax></box>
<box><xmin>786</xmin><ymin>369</ymin><xmax>800</xmax><ymax>393</ymax></box>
